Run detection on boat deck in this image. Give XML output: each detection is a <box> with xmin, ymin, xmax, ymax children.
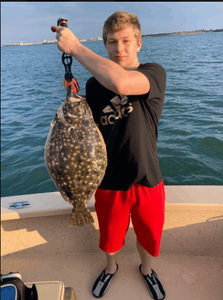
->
<box><xmin>1</xmin><ymin>186</ymin><xmax>223</xmax><ymax>300</ymax></box>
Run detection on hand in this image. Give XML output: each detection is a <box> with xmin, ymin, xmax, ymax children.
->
<box><xmin>55</xmin><ymin>26</ymin><xmax>80</xmax><ymax>56</ymax></box>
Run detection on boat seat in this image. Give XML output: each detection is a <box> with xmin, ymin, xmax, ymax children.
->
<box><xmin>25</xmin><ymin>281</ymin><xmax>77</xmax><ymax>300</ymax></box>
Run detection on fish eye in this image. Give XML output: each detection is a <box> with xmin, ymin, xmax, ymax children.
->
<box><xmin>69</xmin><ymin>97</ymin><xmax>81</xmax><ymax>103</ymax></box>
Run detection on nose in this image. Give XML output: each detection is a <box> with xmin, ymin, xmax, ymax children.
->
<box><xmin>116</xmin><ymin>41</ymin><xmax>124</xmax><ymax>53</ymax></box>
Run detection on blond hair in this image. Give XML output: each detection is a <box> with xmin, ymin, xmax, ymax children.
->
<box><xmin>103</xmin><ymin>11</ymin><xmax>141</xmax><ymax>46</ymax></box>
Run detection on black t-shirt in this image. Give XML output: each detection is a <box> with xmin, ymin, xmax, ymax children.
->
<box><xmin>86</xmin><ymin>63</ymin><xmax>166</xmax><ymax>191</ymax></box>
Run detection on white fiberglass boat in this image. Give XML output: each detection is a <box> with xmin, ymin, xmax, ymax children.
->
<box><xmin>1</xmin><ymin>186</ymin><xmax>223</xmax><ymax>300</ymax></box>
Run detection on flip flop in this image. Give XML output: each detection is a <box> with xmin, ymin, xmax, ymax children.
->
<box><xmin>92</xmin><ymin>264</ymin><xmax>118</xmax><ymax>298</ymax></box>
<box><xmin>139</xmin><ymin>264</ymin><xmax>165</xmax><ymax>300</ymax></box>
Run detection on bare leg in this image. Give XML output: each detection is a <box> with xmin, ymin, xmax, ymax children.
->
<box><xmin>136</xmin><ymin>238</ymin><xmax>152</xmax><ymax>276</ymax></box>
<box><xmin>105</xmin><ymin>251</ymin><xmax>119</xmax><ymax>274</ymax></box>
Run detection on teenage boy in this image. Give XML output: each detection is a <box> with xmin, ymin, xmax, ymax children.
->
<box><xmin>55</xmin><ymin>11</ymin><xmax>166</xmax><ymax>300</ymax></box>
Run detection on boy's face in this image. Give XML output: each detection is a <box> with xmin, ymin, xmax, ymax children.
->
<box><xmin>105</xmin><ymin>25</ymin><xmax>142</xmax><ymax>69</ymax></box>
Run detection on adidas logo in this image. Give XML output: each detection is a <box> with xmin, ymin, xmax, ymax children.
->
<box><xmin>100</xmin><ymin>95</ymin><xmax>133</xmax><ymax>126</ymax></box>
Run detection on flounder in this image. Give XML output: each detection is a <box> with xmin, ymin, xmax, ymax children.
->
<box><xmin>45</xmin><ymin>85</ymin><xmax>107</xmax><ymax>226</ymax></box>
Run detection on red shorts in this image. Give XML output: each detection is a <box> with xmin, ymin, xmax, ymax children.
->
<box><xmin>95</xmin><ymin>180</ymin><xmax>165</xmax><ymax>257</ymax></box>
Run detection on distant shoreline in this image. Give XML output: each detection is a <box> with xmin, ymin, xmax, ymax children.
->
<box><xmin>2</xmin><ymin>28</ymin><xmax>223</xmax><ymax>47</ymax></box>
<box><xmin>1</xmin><ymin>37</ymin><xmax>103</xmax><ymax>48</ymax></box>
<box><xmin>142</xmin><ymin>28</ymin><xmax>223</xmax><ymax>38</ymax></box>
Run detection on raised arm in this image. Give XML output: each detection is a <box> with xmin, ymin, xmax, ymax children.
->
<box><xmin>55</xmin><ymin>26</ymin><xmax>150</xmax><ymax>96</ymax></box>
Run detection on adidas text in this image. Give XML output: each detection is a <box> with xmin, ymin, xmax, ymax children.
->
<box><xmin>100</xmin><ymin>105</ymin><xmax>133</xmax><ymax>125</ymax></box>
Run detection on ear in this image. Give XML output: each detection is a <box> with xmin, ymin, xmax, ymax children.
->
<box><xmin>137</xmin><ymin>38</ymin><xmax>142</xmax><ymax>52</ymax></box>
<box><xmin>105</xmin><ymin>40</ymin><xmax>108</xmax><ymax>50</ymax></box>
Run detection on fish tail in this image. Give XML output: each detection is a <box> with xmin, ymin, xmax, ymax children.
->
<box><xmin>69</xmin><ymin>207</ymin><xmax>94</xmax><ymax>227</ymax></box>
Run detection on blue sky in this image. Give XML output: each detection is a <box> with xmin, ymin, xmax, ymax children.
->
<box><xmin>1</xmin><ymin>2</ymin><xmax>223</xmax><ymax>45</ymax></box>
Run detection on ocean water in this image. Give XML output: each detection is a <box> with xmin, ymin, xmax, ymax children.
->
<box><xmin>1</xmin><ymin>32</ymin><xmax>223</xmax><ymax>197</ymax></box>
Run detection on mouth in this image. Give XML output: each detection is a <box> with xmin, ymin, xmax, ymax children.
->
<box><xmin>115</xmin><ymin>55</ymin><xmax>125</xmax><ymax>60</ymax></box>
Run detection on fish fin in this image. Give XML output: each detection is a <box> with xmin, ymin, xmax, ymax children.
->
<box><xmin>69</xmin><ymin>207</ymin><xmax>94</xmax><ymax>227</ymax></box>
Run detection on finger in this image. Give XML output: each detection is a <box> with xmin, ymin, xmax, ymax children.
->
<box><xmin>51</xmin><ymin>25</ymin><xmax>63</xmax><ymax>33</ymax></box>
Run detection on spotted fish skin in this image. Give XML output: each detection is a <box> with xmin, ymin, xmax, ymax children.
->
<box><xmin>45</xmin><ymin>85</ymin><xmax>107</xmax><ymax>226</ymax></box>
